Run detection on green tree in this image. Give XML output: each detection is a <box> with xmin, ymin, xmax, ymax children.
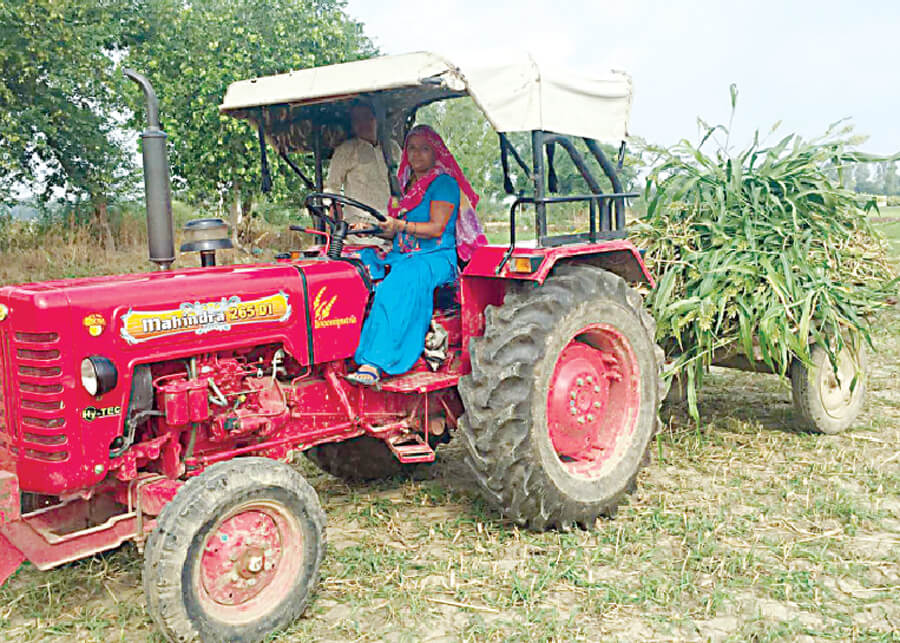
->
<box><xmin>0</xmin><ymin>0</ymin><xmax>137</xmax><ymax>247</ymax></box>
<box><xmin>853</xmin><ymin>163</ymin><xmax>876</xmax><ymax>194</ymax></box>
<box><xmin>125</xmin><ymin>0</ymin><xmax>373</xmax><ymax>238</ymax></box>
<box><xmin>876</xmin><ymin>161</ymin><xmax>898</xmax><ymax>196</ymax></box>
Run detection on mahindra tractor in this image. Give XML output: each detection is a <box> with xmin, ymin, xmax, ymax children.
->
<box><xmin>0</xmin><ymin>53</ymin><xmax>664</xmax><ymax>641</ymax></box>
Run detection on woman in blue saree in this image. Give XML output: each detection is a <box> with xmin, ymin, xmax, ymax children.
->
<box><xmin>347</xmin><ymin>125</ymin><xmax>485</xmax><ymax>385</ymax></box>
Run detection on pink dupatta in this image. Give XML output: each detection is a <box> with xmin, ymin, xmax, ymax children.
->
<box><xmin>388</xmin><ymin>125</ymin><xmax>487</xmax><ymax>261</ymax></box>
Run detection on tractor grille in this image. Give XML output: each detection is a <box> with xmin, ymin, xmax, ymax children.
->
<box><xmin>12</xmin><ymin>331</ymin><xmax>68</xmax><ymax>462</ymax></box>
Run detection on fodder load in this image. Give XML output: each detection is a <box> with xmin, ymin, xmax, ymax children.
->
<box><xmin>633</xmin><ymin>111</ymin><xmax>897</xmax><ymax>418</ymax></box>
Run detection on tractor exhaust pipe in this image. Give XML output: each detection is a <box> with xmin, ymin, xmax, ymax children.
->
<box><xmin>125</xmin><ymin>69</ymin><xmax>175</xmax><ymax>270</ymax></box>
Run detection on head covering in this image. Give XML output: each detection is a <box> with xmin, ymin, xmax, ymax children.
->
<box><xmin>389</xmin><ymin>124</ymin><xmax>487</xmax><ymax>261</ymax></box>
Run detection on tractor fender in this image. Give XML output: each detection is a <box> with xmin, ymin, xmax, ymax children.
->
<box><xmin>461</xmin><ymin>240</ymin><xmax>654</xmax><ymax>287</ymax></box>
<box><xmin>458</xmin><ymin>241</ymin><xmax>653</xmax><ymax>361</ymax></box>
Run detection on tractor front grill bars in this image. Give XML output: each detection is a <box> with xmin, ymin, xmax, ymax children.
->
<box><xmin>12</xmin><ymin>332</ymin><xmax>68</xmax><ymax>463</ymax></box>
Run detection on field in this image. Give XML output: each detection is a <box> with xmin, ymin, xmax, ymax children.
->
<box><xmin>0</xmin><ymin>221</ymin><xmax>897</xmax><ymax>641</ymax></box>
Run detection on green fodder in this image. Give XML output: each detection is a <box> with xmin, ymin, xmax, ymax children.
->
<box><xmin>633</xmin><ymin>117</ymin><xmax>897</xmax><ymax>419</ymax></box>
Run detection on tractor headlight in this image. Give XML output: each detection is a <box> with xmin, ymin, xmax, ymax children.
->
<box><xmin>81</xmin><ymin>356</ymin><xmax>118</xmax><ymax>396</ymax></box>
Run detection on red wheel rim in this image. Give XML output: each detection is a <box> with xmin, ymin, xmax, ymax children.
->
<box><xmin>195</xmin><ymin>500</ymin><xmax>303</xmax><ymax>624</ymax></box>
<box><xmin>546</xmin><ymin>323</ymin><xmax>640</xmax><ymax>479</ymax></box>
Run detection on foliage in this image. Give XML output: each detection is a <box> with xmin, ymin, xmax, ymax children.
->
<box><xmin>851</xmin><ymin>161</ymin><xmax>899</xmax><ymax>195</ymax></box>
<box><xmin>634</xmin><ymin>99</ymin><xmax>897</xmax><ymax>419</ymax></box>
<box><xmin>124</xmin><ymin>0</ymin><xmax>374</xmax><ymax>215</ymax></box>
<box><xmin>0</xmin><ymin>0</ymin><xmax>137</xmax><ymax>210</ymax></box>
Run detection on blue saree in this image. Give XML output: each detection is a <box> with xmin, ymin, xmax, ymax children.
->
<box><xmin>354</xmin><ymin>174</ymin><xmax>459</xmax><ymax>375</ymax></box>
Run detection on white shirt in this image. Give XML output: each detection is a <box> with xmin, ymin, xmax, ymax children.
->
<box><xmin>325</xmin><ymin>137</ymin><xmax>402</xmax><ymax>248</ymax></box>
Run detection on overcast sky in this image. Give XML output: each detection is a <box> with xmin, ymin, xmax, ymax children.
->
<box><xmin>345</xmin><ymin>0</ymin><xmax>899</xmax><ymax>155</ymax></box>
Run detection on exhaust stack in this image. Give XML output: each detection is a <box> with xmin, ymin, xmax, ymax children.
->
<box><xmin>125</xmin><ymin>69</ymin><xmax>175</xmax><ymax>270</ymax></box>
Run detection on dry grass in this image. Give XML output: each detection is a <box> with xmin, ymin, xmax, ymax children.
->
<box><xmin>0</xmin><ymin>207</ymin><xmax>303</xmax><ymax>286</ymax></box>
<box><xmin>0</xmin><ymin>221</ymin><xmax>897</xmax><ymax>641</ymax></box>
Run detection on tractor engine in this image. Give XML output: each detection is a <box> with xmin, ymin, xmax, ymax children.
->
<box><xmin>153</xmin><ymin>352</ymin><xmax>289</xmax><ymax>445</ymax></box>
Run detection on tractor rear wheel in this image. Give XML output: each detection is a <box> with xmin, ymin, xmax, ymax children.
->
<box><xmin>143</xmin><ymin>457</ymin><xmax>325</xmax><ymax>642</ymax></box>
<box><xmin>458</xmin><ymin>264</ymin><xmax>663</xmax><ymax>530</ymax></box>
<box><xmin>791</xmin><ymin>343</ymin><xmax>867</xmax><ymax>434</ymax></box>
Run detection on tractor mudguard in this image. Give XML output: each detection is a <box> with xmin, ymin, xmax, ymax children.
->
<box><xmin>461</xmin><ymin>240</ymin><xmax>654</xmax><ymax>287</ymax></box>
<box><xmin>457</xmin><ymin>241</ymin><xmax>654</xmax><ymax>365</ymax></box>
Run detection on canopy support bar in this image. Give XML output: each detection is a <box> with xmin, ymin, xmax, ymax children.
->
<box><xmin>498</xmin><ymin>133</ymin><xmax>530</xmax><ymax>195</ymax></box>
<box><xmin>277</xmin><ymin>150</ymin><xmax>316</xmax><ymax>191</ymax></box>
<box><xmin>583</xmin><ymin>138</ymin><xmax>625</xmax><ymax>230</ymax></box>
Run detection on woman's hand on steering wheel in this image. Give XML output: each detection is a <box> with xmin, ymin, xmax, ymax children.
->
<box><xmin>355</xmin><ymin>217</ymin><xmax>401</xmax><ymax>236</ymax></box>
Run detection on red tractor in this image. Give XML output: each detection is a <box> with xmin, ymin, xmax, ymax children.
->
<box><xmin>0</xmin><ymin>53</ymin><xmax>663</xmax><ymax>641</ymax></box>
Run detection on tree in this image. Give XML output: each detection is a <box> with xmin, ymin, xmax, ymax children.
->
<box><xmin>0</xmin><ymin>0</ymin><xmax>137</xmax><ymax>247</ymax></box>
<box><xmin>853</xmin><ymin>164</ymin><xmax>876</xmax><ymax>194</ymax></box>
<box><xmin>876</xmin><ymin>161</ymin><xmax>898</xmax><ymax>196</ymax></box>
<box><xmin>124</xmin><ymin>0</ymin><xmax>374</xmax><ymax>238</ymax></box>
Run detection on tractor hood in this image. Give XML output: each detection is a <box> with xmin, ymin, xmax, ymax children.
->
<box><xmin>0</xmin><ymin>260</ymin><xmax>369</xmax><ymax>368</ymax></box>
<box><xmin>0</xmin><ymin>259</ymin><xmax>369</xmax><ymax>494</ymax></box>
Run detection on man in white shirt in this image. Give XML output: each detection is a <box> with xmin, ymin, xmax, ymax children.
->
<box><xmin>325</xmin><ymin>101</ymin><xmax>402</xmax><ymax>250</ymax></box>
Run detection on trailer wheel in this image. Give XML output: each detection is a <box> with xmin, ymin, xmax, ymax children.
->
<box><xmin>458</xmin><ymin>264</ymin><xmax>663</xmax><ymax>530</ymax></box>
<box><xmin>791</xmin><ymin>343</ymin><xmax>867</xmax><ymax>434</ymax></box>
<box><xmin>143</xmin><ymin>458</ymin><xmax>325</xmax><ymax>643</ymax></box>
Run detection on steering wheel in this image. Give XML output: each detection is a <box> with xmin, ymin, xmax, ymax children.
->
<box><xmin>297</xmin><ymin>192</ymin><xmax>390</xmax><ymax>259</ymax></box>
<box><xmin>303</xmin><ymin>192</ymin><xmax>387</xmax><ymax>234</ymax></box>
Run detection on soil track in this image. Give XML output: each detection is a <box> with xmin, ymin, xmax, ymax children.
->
<box><xmin>1</xmin><ymin>309</ymin><xmax>898</xmax><ymax>641</ymax></box>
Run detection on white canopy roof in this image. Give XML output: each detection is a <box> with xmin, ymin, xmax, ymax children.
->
<box><xmin>220</xmin><ymin>52</ymin><xmax>632</xmax><ymax>143</ymax></box>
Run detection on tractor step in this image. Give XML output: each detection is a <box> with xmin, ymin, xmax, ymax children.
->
<box><xmin>387</xmin><ymin>433</ymin><xmax>435</xmax><ymax>464</ymax></box>
<box><xmin>380</xmin><ymin>371</ymin><xmax>460</xmax><ymax>393</ymax></box>
<box><xmin>1</xmin><ymin>505</ymin><xmax>147</xmax><ymax>571</ymax></box>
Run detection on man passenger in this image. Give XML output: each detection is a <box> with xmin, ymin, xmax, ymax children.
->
<box><xmin>324</xmin><ymin>100</ymin><xmax>401</xmax><ymax>250</ymax></box>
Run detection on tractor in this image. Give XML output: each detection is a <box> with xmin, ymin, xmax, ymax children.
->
<box><xmin>0</xmin><ymin>52</ymin><xmax>663</xmax><ymax>641</ymax></box>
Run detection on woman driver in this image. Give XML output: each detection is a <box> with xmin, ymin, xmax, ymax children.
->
<box><xmin>346</xmin><ymin>124</ymin><xmax>485</xmax><ymax>385</ymax></box>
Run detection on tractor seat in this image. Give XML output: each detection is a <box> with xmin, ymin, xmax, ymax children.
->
<box><xmin>434</xmin><ymin>282</ymin><xmax>459</xmax><ymax>311</ymax></box>
<box><xmin>432</xmin><ymin>254</ymin><xmax>468</xmax><ymax>311</ymax></box>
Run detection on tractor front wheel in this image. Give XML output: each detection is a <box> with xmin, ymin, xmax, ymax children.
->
<box><xmin>143</xmin><ymin>457</ymin><xmax>325</xmax><ymax>642</ymax></box>
<box><xmin>458</xmin><ymin>264</ymin><xmax>663</xmax><ymax>530</ymax></box>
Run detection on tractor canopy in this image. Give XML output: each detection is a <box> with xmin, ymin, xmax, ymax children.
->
<box><xmin>219</xmin><ymin>51</ymin><xmax>632</xmax><ymax>157</ymax></box>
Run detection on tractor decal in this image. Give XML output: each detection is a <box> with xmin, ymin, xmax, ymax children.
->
<box><xmin>312</xmin><ymin>286</ymin><xmax>357</xmax><ymax>330</ymax></box>
<box><xmin>120</xmin><ymin>291</ymin><xmax>291</xmax><ymax>344</ymax></box>
<box><xmin>81</xmin><ymin>406</ymin><xmax>122</xmax><ymax>421</ymax></box>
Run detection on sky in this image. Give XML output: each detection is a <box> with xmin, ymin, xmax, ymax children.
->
<box><xmin>344</xmin><ymin>0</ymin><xmax>900</xmax><ymax>155</ymax></box>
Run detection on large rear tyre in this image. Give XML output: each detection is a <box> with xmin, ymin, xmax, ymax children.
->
<box><xmin>791</xmin><ymin>343</ymin><xmax>867</xmax><ymax>434</ymax></box>
<box><xmin>143</xmin><ymin>458</ymin><xmax>325</xmax><ymax>642</ymax></box>
<box><xmin>458</xmin><ymin>264</ymin><xmax>663</xmax><ymax>530</ymax></box>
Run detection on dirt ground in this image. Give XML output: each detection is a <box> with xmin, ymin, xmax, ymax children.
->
<box><xmin>1</xmin><ymin>306</ymin><xmax>898</xmax><ymax>642</ymax></box>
